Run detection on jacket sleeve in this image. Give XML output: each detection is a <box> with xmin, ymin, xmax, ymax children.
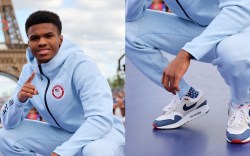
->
<box><xmin>1</xmin><ymin>66</ymin><xmax>33</xmax><ymax>129</ymax></box>
<box><xmin>183</xmin><ymin>0</ymin><xmax>250</xmax><ymax>60</ymax></box>
<box><xmin>54</xmin><ymin>59</ymin><xmax>114</xmax><ymax>155</ymax></box>
<box><xmin>126</xmin><ymin>0</ymin><xmax>152</xmax><ymax>21</ymax></box>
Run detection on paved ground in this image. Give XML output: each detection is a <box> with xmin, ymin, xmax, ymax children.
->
<box><xmin>126</xmin><ymin>55</ymin><xmax>250</xmax><ymax>156</ymax></box>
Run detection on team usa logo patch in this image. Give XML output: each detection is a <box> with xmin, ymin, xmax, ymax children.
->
<box><xmin>52</xmin><ymin>85</ymin><xmax>64</xmax><ymax>99</ymax></box>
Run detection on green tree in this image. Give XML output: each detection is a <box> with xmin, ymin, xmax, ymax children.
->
<box><xmin>108</xmin><ymin>73</ymin><xmax>125</xmax><ymax>90</ymax></box>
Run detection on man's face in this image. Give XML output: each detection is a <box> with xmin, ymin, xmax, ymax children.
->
<box><xmin>27</xmin><ymin>23</ymin><xmax>63</xmax><ymax>64</ymax></box>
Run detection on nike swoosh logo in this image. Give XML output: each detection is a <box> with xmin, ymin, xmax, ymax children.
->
<box><xmin>183</xmin><ymin>102</ymin><xmax>197</xmax><ymax>111</ymax></box>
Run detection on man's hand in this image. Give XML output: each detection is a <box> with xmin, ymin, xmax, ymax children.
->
<box><xmin>17</xmin><ymin>72</ymin><xmax>39</xmax><ymax>103</ymax></box>
<box><xmin>50</xmin><ymin>152</ymin><xmax>59</xmax><ymax>156</ymax></box>
<box><xmin>162</xmin><ymin>49</ymin><xmax>193</xmax><ymax>95</ymax></box>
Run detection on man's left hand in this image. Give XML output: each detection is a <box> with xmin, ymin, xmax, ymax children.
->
<box><xmin>162</xmin><ymin>49</ymin><xmax>193</xmax><ymax>95</ymax></box>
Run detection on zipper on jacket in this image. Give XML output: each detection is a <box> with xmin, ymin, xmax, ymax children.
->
<box><xmin>38</xmin><ymin>65</ymin><xmax>69</xmax><ymax>132</ymax></box>
<box><xmin>176</xmin><ymin>0</ymin><xmax>206</xmax><ymax>27</ymax></box>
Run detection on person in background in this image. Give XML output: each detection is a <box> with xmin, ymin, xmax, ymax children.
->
<box><xmin>113</xmin><ymin>90</ymin><xmax>125</xmax><ymax>123</ymax></box>
<box><xmin>26</xmin><ymin>107</ymin><xmax>41</xmax><ymax>121</ymax></box>
<box><xmin>149</xmin><ymin>0</ymin><xmax>170</xmax><ymax>12</ymax></box>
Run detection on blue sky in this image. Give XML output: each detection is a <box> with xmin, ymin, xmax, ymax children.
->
<box><xmin>0</xmin><ymin>0</ymin><xmax>125</xmax><ymax>95</ymax></box>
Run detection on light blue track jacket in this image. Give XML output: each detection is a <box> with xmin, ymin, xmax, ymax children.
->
<box><xmin>126</xmin><ymin>0</ymin><xmax>250</xmax><ymax>60</ymax></box>
<box><xmin>0</xmin><ymin>38</ymin><xmax>125</xmax><ymax>155</ymax></box>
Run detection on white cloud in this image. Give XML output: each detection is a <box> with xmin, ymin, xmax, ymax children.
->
<box><xmin>13</xmin><ymin>0</ymin><xmax>62</xmax><ymax>10</ymax></box>
<box><xmin>75</xmin><ymin>0</ymin><xmax>124</xmax><ymax>11</ymax></box>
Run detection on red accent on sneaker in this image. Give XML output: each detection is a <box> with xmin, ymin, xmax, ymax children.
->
<box><xmin>231</xmin><ymin>139</ymin><xmax>250</xmax><ymax>144</ymax></box>
<box><xmin>231</xmin><ymin>140</ymin><xmax>243</xmax><ymax>143</ymax></box>
<box><xmin>153</xmin><ymin>123</ymin><xmax>158</xmax><ymax>129</ymax></box>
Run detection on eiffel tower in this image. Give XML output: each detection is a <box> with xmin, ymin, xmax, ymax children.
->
<box><xmin>0</xmin><ymin>0</ymin><xmax>27</xmax><ymax>81</ymax></box>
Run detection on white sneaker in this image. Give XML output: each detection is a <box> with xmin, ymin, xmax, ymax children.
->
<box><xmin>153</xmin><ymin>90</ymin><xmax>209</xmax><ymax>129</ymax></box>
<box><xmin>227</xmin><ymin>104</ymin><xmax>250</xmax><ymax>143</ymax></box>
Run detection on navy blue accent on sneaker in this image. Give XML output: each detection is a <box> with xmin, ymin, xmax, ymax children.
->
<box><xmin>227</xmin><ymin>129</ymin><xmax>250</xmax><ymax>141</ymax></box>
<box><xmin>183</xmin><ymin>102</ymin><xmax>197</xmax><ymax>111</ymax></box>
<box><xmin>196</xmin><ymin>100</ymin><xmax>207</xmax><ymax>109</ymax></box>
<box><xmin>153</xmin><ymin>115</ymin><xmax>182</xmax><ymax>127</ymax></box>
<box><xmin>186</xmin><ymin>87</ymin><xmax>198</xmax><ymax>98</ymax></box>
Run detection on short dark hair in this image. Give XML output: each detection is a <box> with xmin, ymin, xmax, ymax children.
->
<box><xmin>25</xmin><ymin>10</ymin><xmax>62</xmax><ymax>35</ymax></box>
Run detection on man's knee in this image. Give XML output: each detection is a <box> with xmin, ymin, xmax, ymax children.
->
<box><xmin>217</xmin><ymin>38</ymin><xmax>238</xmax><ymax>64</ymax></box>
<box><xmin>82</xmin><ymin>144</ymin><xmax>110</xmax><ymax>156</ymax></box>
<box><xmin>82</xmin><ymin>142</ymin><xmax>117</xmax><ymax>156</ymax></box>
<box><xmin>216</xmin><ymin>36</ymin><xmax>250</xmax><ymax>73</ymax></box>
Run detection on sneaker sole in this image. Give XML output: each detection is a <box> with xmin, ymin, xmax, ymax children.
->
<box><xmin>153</xmin><ymin>104</ymin><xmax>209</xmax><ymax>129</ymax></box>
<box><xmin>227</xmin><ymin>138</ymin><xmax>250</xmax><ymax>144</ymax></box>
<box><xmin>227</xmin><ymin>133</ymin><xmax>250</xmax><ymax>144</ymax></box>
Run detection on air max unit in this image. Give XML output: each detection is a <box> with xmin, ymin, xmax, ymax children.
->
<box><xmin>153</xmin><ymin>90</ymin><xmax>209</xmax><ymax>129</ymax></box>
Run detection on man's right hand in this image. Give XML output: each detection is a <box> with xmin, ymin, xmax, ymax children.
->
<box><xmin>18</xmin><ymin>72</ymin><xmax>39</xmax><ymax>103</ymax></box>
<box><xmin>161</xmin><ymin>50</ymin><xmax>192</xmax><ymax>95</ymax></box>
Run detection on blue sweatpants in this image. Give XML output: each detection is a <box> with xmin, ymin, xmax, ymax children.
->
<box><xmin>0</xmin><ymin>120</ymin><xmax>125</xmax><ymax>156</ymax></box>
<box><xmin>126</xmin><ymin>10</ymin><xmax>250</xmax><ymax>104</ymax></box>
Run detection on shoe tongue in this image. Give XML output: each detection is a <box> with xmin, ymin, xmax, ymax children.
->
<box><xmin>230</xmin><ymin>110</ymin><xmax>244</xmax><ymax>126</ymax></box>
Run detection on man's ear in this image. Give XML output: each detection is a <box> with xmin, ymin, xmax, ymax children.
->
<box><xmin>59</xmin><ymin>35</ymin><xmax>63</xmax><ymax>47</ymax></box>
<box><xmin>27</xmin><ymin>40</ymin><xmax>30</xmax><ymax>47</ymax></box>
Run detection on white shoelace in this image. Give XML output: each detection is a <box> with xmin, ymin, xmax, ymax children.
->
<box><xmin>228</xmin><ymin>107</ymin><xmax>248</xmax><ymax>127</ymax></box>
<box><xmin>163</xmin><ymin>96</ymin><xmax>181</xmax><ymax>114</ymax></box>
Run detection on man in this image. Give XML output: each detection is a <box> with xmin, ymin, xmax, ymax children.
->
<box><xmin>0</xmin><ymin>10</ymin><xmax>125</xmax><ymax>156</ymax></box>
<box><xmin>126</xmin><ymin>0</ymin><xmax>250</xmax><ymax>143</ymax></box>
